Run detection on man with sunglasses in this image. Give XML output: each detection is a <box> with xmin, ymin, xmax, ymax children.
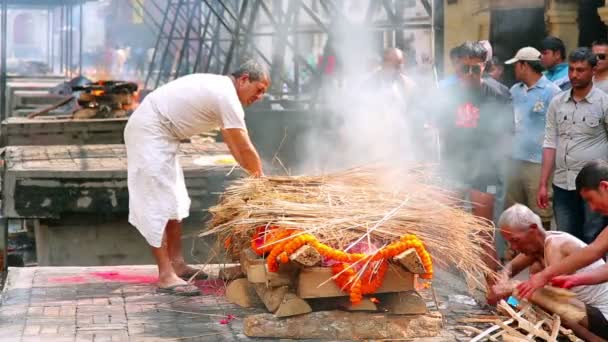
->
<box><xmin>433</xmin><ymin>41</ymin><xmax>513</xmax><ymax>298</ymax></box>
<box><xmin>592</xmin><ymin>39</ymin><xmax>608</xmax><ymax>93</ymax></box>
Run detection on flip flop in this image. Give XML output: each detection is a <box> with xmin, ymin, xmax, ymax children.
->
<box><xmin>157</xmin><ymin>284</ymin><xmax>201</xmax><ymax>296</ymax></box>
<box><xmin>179</xmin><ymin>271</ymin><xmax>209</xmax><ymax>281</ymax></box>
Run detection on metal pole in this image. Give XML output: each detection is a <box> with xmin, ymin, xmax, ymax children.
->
<box><xmin>144</xmin><ymin>0</ymin><xmax>173</xmax><ymax>89</ymax></box>
<box><xmin>47</xmin><ymin>7</ymin><xmax>52</xmax><ymax>70</ymax></box>
<box><xmin>60</xmin><ymin>5</ymin><xmax>64</xmax><ymax>74</ymax></box>
<box><xmin>175</xmin><ymin>1</ymin><xmax>198</xmax><ymax>79</ymax></box>
<box><xmin>69</xmin><ymin>3</ymin><xmax>73</xmax><ymax>79</ymax></box>
<box><xmin>0</xmin><ymin>0</ymin><xmax>7</xmax><ymax>121</ymax></box>
<box><xmin>0</xmin><ymin>0</ymin><xmax>7</xmax><ymax>275</ymax></box>
<box><xmin>79</xmin><ymin>2</ymin><xmax>83</xmax><ymax>76</ymax></box>
<box><xmin>155</xmin><ymin>0</ymin><xmax>185</xmax><ymax>88</ymax></box>
<box><xmin>222</xmin><ymin>0</ymin><xmax>248</xmax><ymax>75</ymax></box>
<box><xmin>51</xmin><ymin>7</ymin><xmax>55</xmax><ymax>73</ymax></box>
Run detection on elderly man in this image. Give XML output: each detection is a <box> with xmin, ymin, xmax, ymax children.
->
<box><xmin>495</xmin><ymin>204</ymin><xmax>608</xmax><ymax>339</ymax></box>
<box><xmin>504</xmin><ymin>47</ymin><xmax>561</xmax><ymax>229</ymax></box>
<box><xmin>520</xmin><ymin>160</ymin><xmax>608</xmax><ymax>296</ymax></box>
<box><xmin>537</xmin><ymin>47</ymin><xmax>608</xmax><ymax>244</ymax></box>
<box><xmin>124</xmin><ymin>60</ymin><xmax>269</xmax><ymax>296</ymax></box>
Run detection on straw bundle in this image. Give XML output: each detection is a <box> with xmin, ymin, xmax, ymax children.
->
<box><xmin>202</xmin><ymin>165</ymin><xmax>497</xmax><ymax>290</ymax></box>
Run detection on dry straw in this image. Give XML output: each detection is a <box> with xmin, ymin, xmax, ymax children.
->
<box><xmin>201</xmin><ymin>165</ymin><xmax>498</xmax><ymax>290</ymax></box>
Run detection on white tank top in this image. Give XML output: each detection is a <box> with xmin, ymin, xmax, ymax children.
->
<box><xmin>544</xmin><ymin>231</ymin><xmax>608</xmax><ymax>319</ymax></box>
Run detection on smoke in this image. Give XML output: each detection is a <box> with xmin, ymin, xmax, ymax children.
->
<box><xmin>293</xmin><ymin>18</ymin><xmax>435</xmax><ymax>175</ymax></box>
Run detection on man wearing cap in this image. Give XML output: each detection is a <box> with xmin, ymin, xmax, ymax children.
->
<box><xmin>537</xmin><ymin>47</ymin><xmax>608</xmax><ymax>244</ymax></box>
<box><xmin>504</xmin><ymin>47</ymin><xmax>561</xmax><ymax>229</ymax></box>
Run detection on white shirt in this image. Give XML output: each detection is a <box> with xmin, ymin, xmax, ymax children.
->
<box><xmin>143</xmin><ymin>73</ymin><xmax>246</xmax><ymax>139</ymax></box>
<box><xmin>545</xmin><ymin>231</ymin><xmax>608</xmax><ymax>319</ymax></box>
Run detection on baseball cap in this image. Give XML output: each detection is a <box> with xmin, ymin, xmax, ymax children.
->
<box><xmin>505</xmin><ymin>47</ymin><xmax>542</xmax><ymax>65</ymax></box>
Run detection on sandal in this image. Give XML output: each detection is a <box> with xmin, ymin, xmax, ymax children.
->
<box><xmin>157</xmin><ymin>283</ymin><xmax>201</xmax><ymax>296</ymax></box>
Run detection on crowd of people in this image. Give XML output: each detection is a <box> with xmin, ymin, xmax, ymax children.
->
<box><xmin>430</xmin><ymin>36</ymin><xmax>608</xmax><ymax>338</ymax></box>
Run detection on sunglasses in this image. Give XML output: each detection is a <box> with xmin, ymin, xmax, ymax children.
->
<box><xmin>461</xmin><ymin>64</ymin><xmax>482</xmax><ymax>75</ymax></box>
<box><xmin>598</xmin><ymin>54</ymin><xmax>607</xmax><ymax>60</ymax></box>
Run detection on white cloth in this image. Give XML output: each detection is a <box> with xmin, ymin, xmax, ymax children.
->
<box><xmin>124</xmin><ymin>73</ymin><xmax>246</xmax><ymax>247</ymax></box>
<box><xmin>544</xmin><ymin>231</ymin><xmax>608</xmax><ymax>319</ymax></box>
<box><xmin>145</xmin><ymin>73</ymin><xmax>246</xmax><ymax>139</ymax></box>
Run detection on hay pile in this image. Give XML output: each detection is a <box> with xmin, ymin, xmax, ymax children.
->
<box><xmin>202</xmin><ymin>165</ymin><xmax>497</xmax><ymax>289</ymax></box>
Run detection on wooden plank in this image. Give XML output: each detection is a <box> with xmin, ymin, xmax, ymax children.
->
<box><xmin>297</xmin><ymin>265</ymin><xmax>414</xmax><ymax>299</ymax></box>
<box><xmin>393</xmin><ymin>248</ymin><xmax>426</xmax><ymax>274</ymax></box>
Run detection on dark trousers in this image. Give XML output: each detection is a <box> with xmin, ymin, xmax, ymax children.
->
<box><xmin>553</xmin><ymin>185</ymin><xmax>608</xmax><ymax>243</ymax></box>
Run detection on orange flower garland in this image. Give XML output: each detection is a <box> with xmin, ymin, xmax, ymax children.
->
<box><xmin>249</xmin><ymin>227</ymin><xmax>433</xmax><ymax>304</ymax></box>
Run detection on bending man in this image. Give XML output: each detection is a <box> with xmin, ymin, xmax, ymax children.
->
<box><xmin>124</xmin><ymin>60</ymin><xmax>269</xmax><ymax>296</ymax></box>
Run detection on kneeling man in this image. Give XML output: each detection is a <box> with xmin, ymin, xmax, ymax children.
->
<box><xmin>494</xmin><ymin>204</ymin><xmax>608</xmax><ymax>339</ymax></box>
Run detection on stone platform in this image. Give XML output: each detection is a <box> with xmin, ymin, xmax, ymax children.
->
<box><xmin>0</xmin><ymin>265</ymin><xmax>486</xmax><ymax>341</ymax></box>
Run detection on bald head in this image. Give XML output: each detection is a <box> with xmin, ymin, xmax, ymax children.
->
<box><xmin>383</xmin><ymin>48</ymin><xmax>404</xmax><ymax>71</ymax></box>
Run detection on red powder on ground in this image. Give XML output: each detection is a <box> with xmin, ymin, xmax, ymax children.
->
<box><xmin>193</xmin><ymin>279</ymin><xmax>226</xmax><ymax>296</ymax></box>
<box><xmin>90</xmin><ymin>271</ymin><xmax>158</xmax><ymax>283</ymax></box>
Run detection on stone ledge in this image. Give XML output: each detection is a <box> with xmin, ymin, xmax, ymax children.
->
<box><xmin>243</xmin><ymin>310</ymin><xmax>442</xmax><ymax>340</ymax></box>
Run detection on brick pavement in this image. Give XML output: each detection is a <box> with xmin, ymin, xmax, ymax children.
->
<box><xmin>0</xmin><ymin>265</ymin><xmax>266</xmax><ymax>342</ymax></box>
<box><xmin>0</xmin><ymin>265</ymin><xmax>484</xmax><ymax>341</ymax></box>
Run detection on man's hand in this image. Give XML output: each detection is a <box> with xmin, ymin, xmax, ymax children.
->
<box><xmin>551</xmin><ymin>275</ymin><xmax>581</xmax><ymax>289</ymax></box>
<box><xmin>221</xmin><ymin>128</ymin><xmax>263</xmax><ymax>177</ymax></box>
<box><xmin>517</xmin><ymin>271</ymin><xmax>550</xmax><ymax>299</ymax></box>
<box><xmin>537</xmin><ymin>184</ymin><xmax>549</xmax><ymax>209</ymax></box>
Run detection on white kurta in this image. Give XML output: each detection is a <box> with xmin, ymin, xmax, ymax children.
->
<box><xmin>124</xmin><ymin>74</ymin><xmax>246</xmax><ymax>247</ymax></box>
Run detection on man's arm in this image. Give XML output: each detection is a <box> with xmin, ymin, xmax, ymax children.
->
<box><xmin>221</xmin><ymin>128</ymin><xmax>263</xmax><ymax>177</ymax></box>
<box><xmin>517</xmin><ymin>228</ymin><xmax>608</xmax><ymax>298</ymax></box>
<box><xmin>538</xmin><ymin>98</ymin><xmax>558</xmax><ymax>209</ymax></box>
<box><xmin>552</xmin><ymin>263</ymin><xmax>608</xmax><ymax>288</ymax></box>
<box><xmin>505</xmin><ymin>253</ymin><xmax>537</xmax><ymax>278</ymax></box>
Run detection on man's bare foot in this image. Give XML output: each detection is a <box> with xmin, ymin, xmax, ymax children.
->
<box><xmin>172</xmin><ymin>262</ymin><xmax>200</xmax><ymax>276</ymax></box>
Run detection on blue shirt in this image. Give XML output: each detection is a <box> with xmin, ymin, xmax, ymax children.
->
<box><xmin>544</xmin><ymin>63</ymin><xmax>571</xmax><ymax>91</ymax></box>
<box><xmin>511</xmin><ymin>76</ymin><xmax>562</xmax><ymax>163</ymax></box>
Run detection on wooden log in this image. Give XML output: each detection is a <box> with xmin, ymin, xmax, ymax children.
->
<box><xmin>499</xmin><ymin>300</ymin><xmax>551</xmax><ymax>340</ymax></box>
<box><xmin>376</xmin><ymin>291</ymin><xmax>428</xmax><ymax>315</ymax></box>
<box><xmin>513</xmin><ymin>287</ymin><xmax>587</xmax><ymax>323</ymax></box>
<box><xmin>254</xmin><ymin>284</ymin><xmax>289</xmax><ymax>312</ymax></box>
<box><xmin>393</xmin><ymin>248</ymin><xmax>426</xmax><ymax>274</ymax></box>
<box><xmin>225</xmin><ymin>278</ymin><xmax>261</xmax><ymax>308</ymax></box>
<box><xmin>219</xmin><ymin>265</ymin><xmax>245</xmax><ymax>281</ymax></box>
<box><xmin>550</xmin><ymin>314</ymin><xmax>561</xmax><ymax>341</ymax></box>
<box><xmin>297</xmin><ymin>265</ymin><xmax>414</xmax><ymax>299</ymax></box>
<box><xmin>240</xmin><ymin>248</ymin><xmax>294</xmax><ymax>286</ymax></box>
<box><xmin>289</xmin><ymin>245</ymin><xmax>322</xmax><ymax>267</ymax></box>
<box><xmin>274</xmin><ymin>293</ymin><xmax>312</xmax><ymax>318</ymax></box>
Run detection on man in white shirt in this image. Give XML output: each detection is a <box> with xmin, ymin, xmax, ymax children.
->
<box><xmin>492</xmin><ymin>204</ymin><xmax>608</xmax><ymax>339</ymax></box>
<box><xmin>124</xmin><ymin>60</ymin><xmax>269</xmax><ymax>296</ymax></box>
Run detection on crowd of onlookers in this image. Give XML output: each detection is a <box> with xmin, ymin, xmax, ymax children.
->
<box><xmin>428</xmin><ymin>36</ymin><xmax>608</xmax><ymax>338</ymax></box>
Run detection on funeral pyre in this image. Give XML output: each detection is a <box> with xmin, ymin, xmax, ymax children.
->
<box><xmin>203</xmin><ymin>166</ymin><xmax>497</xmax><ymax>301</ymax></box>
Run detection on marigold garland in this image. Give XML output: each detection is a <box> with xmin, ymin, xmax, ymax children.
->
<box><xmin>250</xmin><ymin>227</ymin><xmax>433</xmax><ymax>304</ymax></box>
